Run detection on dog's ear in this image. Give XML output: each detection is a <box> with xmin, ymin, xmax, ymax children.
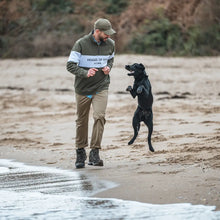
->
<box><xmin>139</xmin><ymin>63</ymin><xmax>145</xmax><ymax>70</ymax></box>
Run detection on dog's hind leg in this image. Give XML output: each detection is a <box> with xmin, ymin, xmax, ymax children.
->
<box><xmin>144</xmin><ymin>115</ymin><xmax>154</xmax><ymax>152</ymax></box>
<box><xmin>128</xmin><ymin>113</ymin><xmax>140</xmax><ymax>145</ymax></box>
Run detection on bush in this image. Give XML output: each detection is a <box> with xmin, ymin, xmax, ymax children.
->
<box><xmin>31</xmin><ymin>0</ymin><xmax>74</xmax><ymax>14</ymax></box>
<box><xmin>128</xmin><ymin>18</ymin><xmax>220</xmax><ymax>56</ymax></box>
<box><xmin>183</xmin><ymin>25</ymin><xmax>220</xmax><ymax>56</ymax></box>
<box><xmin>103</xmin><ymin>0</ymin><xmax>129</xmax><ymax>14</ymax></box>
<box><xmin>128</xmin><ymin>18</ymin><xmax>184</xmax><ymax>55</ymax></box>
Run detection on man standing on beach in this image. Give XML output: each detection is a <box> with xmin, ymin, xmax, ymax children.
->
<box><xmin>66</xmin><ymin>18</ymin><xmax>116</xmax><ymax>168</ymax></box>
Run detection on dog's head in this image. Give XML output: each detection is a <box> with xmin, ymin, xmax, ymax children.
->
<box><xmin>125</xmin><ymin>63</ymin><xmax>146</xmax><ymax>80</ymax></box>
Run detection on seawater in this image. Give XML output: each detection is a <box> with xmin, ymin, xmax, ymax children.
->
<box><xmin>0</xmin><ymin>159</ymin><xmax>219</xmax><ymax>220</ymax></box>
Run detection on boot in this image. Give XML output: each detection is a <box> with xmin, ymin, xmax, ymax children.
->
<box><xmin>75</xmin><ymin>148</ymin><xmax>87</xmax><ymax>169</ymax></box>
<box><xmin>88</xmin><ymin>148</ymin><xmax>103</xmax><ymax>166</ymax></box>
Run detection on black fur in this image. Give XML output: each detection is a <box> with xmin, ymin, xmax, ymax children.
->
<box><xmin>125</xmin><ymin>63</ymin><xmax>154</xmax><ymax>152</ymax></box>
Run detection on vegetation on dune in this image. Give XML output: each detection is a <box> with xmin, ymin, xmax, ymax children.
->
<box><xmin>128</xmin><ymin>17</ymin><xmax>220</xmax><ymax>56</ymax></box>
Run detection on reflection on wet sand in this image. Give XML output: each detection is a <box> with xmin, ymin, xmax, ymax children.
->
<box><xmin>0</xmin><ymin>159</ymin><xmax>114</xmax><ymax>197</ymax></box>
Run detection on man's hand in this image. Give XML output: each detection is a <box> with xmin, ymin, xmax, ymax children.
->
<box><xmin>102</xmin><ymin>66</ymin><xmax>110</xmax><ymax>75</ymax></box>
<box><xmin>87</xmin><ymin>68</ymin><xmax>98</xmax><ymax>77</ymax></box>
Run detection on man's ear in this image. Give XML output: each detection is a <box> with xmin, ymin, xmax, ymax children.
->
<box><xmin>94</xmin><ymin>29</ymin><xmax>100</xmax><ymax>34</ymax></box>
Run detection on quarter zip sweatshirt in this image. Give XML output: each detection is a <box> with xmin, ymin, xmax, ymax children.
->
<box><xmin>66</xmin><ymin>31</ymin><xmax>115</xmax><ymax>95</ymax></box>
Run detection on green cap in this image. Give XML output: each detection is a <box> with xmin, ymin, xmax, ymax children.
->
<box><xmin>94</xmin><ymin>18</ymin><xmax>116</xmax><ymax>35</ymax></box>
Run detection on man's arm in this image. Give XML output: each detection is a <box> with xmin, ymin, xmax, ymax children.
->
<box><xmin>107</xmin><ymin>56</ymin><xmax>114</xmax><ymax>70</ymax></box>
<box><xmin>66</xmin><ymin>40</ymin><xmax>88</xmax><ymax>78</ymax></box>
<box><xmin>66</xmin><ymin>61</ymin><xmax>88</xmax><ymax>78</ymax></box>
<box><xmin>103</xmin><ymin>48</ymin><xmax>114</xmax><ymax>74</ymax></box>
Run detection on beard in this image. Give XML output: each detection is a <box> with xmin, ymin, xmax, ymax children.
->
<box><xmin>98</xmin><ymin>33</ymin><xmax>108</xmax><ymax>42</ymax></box>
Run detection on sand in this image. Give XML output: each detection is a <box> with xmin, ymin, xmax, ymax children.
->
<box><xmin>0</xmin><ymin>55</ymin><xmax>220</xmax><ymax>210</ymax></box>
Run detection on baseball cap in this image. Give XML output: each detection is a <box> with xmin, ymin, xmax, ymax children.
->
<box><xmin>94</xmin><ymin>18</ymin><xmax>116</xmax><ymax>35</ymax></box>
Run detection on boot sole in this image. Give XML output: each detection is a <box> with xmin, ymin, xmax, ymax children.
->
<box><xmin>88</xmin><ymin>161</ymin><xmax>104</xmax><ymax>166</ymax></box>
<box><xmin>75</xmin><ymin>163</ymin><xmax>85</xmax><ymax>169</ymax></box>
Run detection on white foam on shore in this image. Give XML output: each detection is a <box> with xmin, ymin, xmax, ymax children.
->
<box><xmin>0</xmin><ymin>159</ymin><xmax>220</xmax><ymax>220</ymax></box>
<box><xmin>0</xmin><ymin>159</ymin><xmax>117</xmax><ymax>197</ymax></box>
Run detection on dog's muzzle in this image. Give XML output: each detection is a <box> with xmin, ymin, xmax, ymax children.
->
<box><xmin>125</xmin><ymin>65</ymin><xmax>135</xmax><ymax>76</ymax></box>
<box><xmin>125</xmin><ymin>65</ymin><xmax>130</xmax><ymax>70</ymax></box>
<box><xmin>127</xmin><ymin>72</ymin><xmax>134</xmax><ymax>76</ymax></box>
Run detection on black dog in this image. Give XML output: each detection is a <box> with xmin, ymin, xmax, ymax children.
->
<box><xmin>125</xmin><ymin>63</ymin><xmax>154</xmax><ymax>152</ymax></box>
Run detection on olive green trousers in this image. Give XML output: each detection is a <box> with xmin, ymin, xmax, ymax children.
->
<box><xmin>75</xmin><ymin>90</ymin><xmax>108</xmax><ymax>149</ymax></box>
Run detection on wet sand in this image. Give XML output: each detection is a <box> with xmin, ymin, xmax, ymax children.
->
<box><xmin>1</xmin><ymin>159</ymin><xmax>219</xmax><ymax>219</ymax></box>
<box><xmin>0</xmin><ymin>55</ymin><xmax>220</xmax><ymax>210</ymax></box>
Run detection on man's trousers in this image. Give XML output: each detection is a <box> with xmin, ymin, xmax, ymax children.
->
<box><xmin>75</xmin><ymin>90</ymin><xmax>108</xmax><ymax>149</ymax></box>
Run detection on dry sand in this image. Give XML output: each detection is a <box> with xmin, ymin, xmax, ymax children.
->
<box><xmin>0</xmin><ymin>55</ymin><xmax>220</xmax><ymax>209</ymax></box>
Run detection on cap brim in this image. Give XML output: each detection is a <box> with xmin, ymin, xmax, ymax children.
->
<box><xmin>103</xmin><ymin>28</ymin><xmax>116</xmax><ymax>35</ymax></box>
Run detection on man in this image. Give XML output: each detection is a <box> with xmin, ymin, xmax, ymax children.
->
<box><xmin>66</xmin><ymin>18</ymin><xmax>116</xmax><ymax>168</ymax></box>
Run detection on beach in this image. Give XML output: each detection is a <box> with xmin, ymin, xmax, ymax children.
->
<box><xmin>0</xmin><ymin>55</ymin><xmax>219</xmax><ymax>210</ymax></box>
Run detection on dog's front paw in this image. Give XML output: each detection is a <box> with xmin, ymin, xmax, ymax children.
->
<box><xmin>126</xmin><ymin>86</ymin><xmax>132</xmax><ymax>91</ymax></box>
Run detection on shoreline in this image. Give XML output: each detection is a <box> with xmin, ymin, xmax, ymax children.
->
<box><xmin>0</xmin><ymin>155</ymin><xmax>219</xmax><ymax>211</ymax></box>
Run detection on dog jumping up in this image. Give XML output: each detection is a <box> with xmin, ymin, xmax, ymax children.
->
<box><xmin>125</xmin><ymin>63</ymin><xmax>154</xmax><ymax>152</ymax></box>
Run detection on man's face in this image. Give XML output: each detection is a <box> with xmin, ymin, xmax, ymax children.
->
<box><xmin>98</xmin><ymin>31</ymin><xmax>110</xmax><ymax>42</ymax></box>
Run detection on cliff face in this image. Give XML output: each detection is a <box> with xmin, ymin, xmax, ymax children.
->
<box><xmin>0</xmin><ymin>0</ymin><xmax>219</xmax><ymax>57</ymax></box>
